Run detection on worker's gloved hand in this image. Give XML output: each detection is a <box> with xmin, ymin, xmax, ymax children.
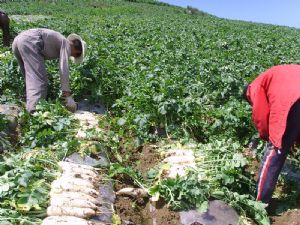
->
<box><xmin>63</xmin><ymin>96</ymin><xmax>77</xmax><ymax>112</ymax></box>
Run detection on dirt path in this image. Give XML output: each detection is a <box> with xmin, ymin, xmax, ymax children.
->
<box><xmin>271</xmin><ymin>211</ymin><xmax>300</xmax><ymax>225</ymax></box>
<box><xmin>270</xmin><ymin>198</ymin><xmax>300</xmax><ymax>225</ymax></box>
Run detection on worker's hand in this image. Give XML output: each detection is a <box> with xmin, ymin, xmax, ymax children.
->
<box><xmin>63</xmin><ymin>96</ymin><xmax>77</xmax><ymax>112</ymax></box>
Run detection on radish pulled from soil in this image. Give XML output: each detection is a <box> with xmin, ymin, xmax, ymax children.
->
<box><xmin>116</xmin><ymin>188</ymin><xmax>148</xmax><ymax>198</ymax></box>
<box><xmin>50</xmin><ymin>197</ymin><xmax>99</xmax><ymax>210</ymax></box>
<box><xmin>42</xmin><ymin>216</ymin><xmax>98</xmax><ymax>225</ymax></box>
<box><xmin>49</xmin><ymin>192</ymin><xmax>100</xmax><ymax>205</ymax></box>
<box><xmin>47</xmin><ymin>206</ymin><xmax>96</xmax><ymax>218</ymax></box>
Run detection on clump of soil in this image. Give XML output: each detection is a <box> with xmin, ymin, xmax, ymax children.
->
<box><xmin>271</xmin><ymin>209</ymin><xmax>300</xmax><ymax>225</ymax></box>
<box><xmin>267</xmin><ymin>194</ymin><xmax>300</xmax><ymax>225</ymax></box>
<box><xmin>115</xmin><ymin>197</ymin><xmax>180</xmax><ymax>225</ymax></box>
<box><xmin>113</xmin><ymin>144</ymin><xmax>182</xmax><ymax>225</ymax></box>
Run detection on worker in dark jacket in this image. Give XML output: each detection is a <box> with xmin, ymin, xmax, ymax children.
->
<box><xmin>244</xmin><ymin>64</ymin><xmax>300</xmax><ymax>204</ymax></box>
<box><xmin>0</xmin><ymin>11</ymin><xmax>10</xmax><ymax>47</ymax></box>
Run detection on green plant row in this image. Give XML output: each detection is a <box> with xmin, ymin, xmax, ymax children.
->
<box><xmin>1</xmin><ymin>1</ymin><xmax>300</xmax><ymax>224</ymax></box>
<box><xmin>0</xmin><ymin>102</ymin><xmax>79</xmax><ymax>224</ymax></box>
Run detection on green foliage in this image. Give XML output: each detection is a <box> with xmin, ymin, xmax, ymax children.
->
<box><xmin>0</xmin><ymin>114</ymin><xmax>8</xmax><ymax>132</ymax></box>
<box><xmin>1</xmin><ymin>0</ymin><xmax>300</xmax><ymax>223</ymax></box>
<box><xmin>0</xmin><ymin>50</ymin><xmax>25</xmax><ymax>100</ymax></box>
<box><xmin>3</xmin><ymin>0</ymin><xmax>300</xmax><ymax>144</ymax></box>
<box><xmin>0</xmin><ymin>101</ymin><xmax>80</xmax><ymax>224</ymax></box>
<box><xmin>0</xmin><ymin>114</ymin><xmax>11</xmax><ymax>151</ymax></box>
<box><xmin>19</xmin><ymin>100</ymin><xmax>75</xmax><ymax>148</ymax></box>
<box><xmin>109</xmin><ymin>162</ymin><xmax>146</xmax><ymax>190</ymax></box>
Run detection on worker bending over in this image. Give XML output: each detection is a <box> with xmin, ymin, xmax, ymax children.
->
<box><xmin>12</xmin><ymin>28</ymin><xmax>87</xmax><ymax>112</ymax></box>
<box><xmin>244</xmin><ymin>64</ymin><xmax>300</xmax><ymax>204</ymax></box>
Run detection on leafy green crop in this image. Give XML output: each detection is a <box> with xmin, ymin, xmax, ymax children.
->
<box><xmin>0</xmin><ymin>114</ymin><xmax>11</xmax><ymax>152</ymax></box>
<box><xmin>0</xmin><ymin>101</ymin><xmax>80</xmax><ymax>224</ymax></box>
<box><xmin>3</xmin><ymin>0</ymin><xmax>300</xmax><ymax>143</ymax></box>
<box><xmin>1</xmin><ymin>0</ymin><xmax>300</xmax><ymax>224</ymax></box>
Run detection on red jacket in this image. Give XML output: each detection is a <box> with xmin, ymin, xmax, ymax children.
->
<box><xmin>246</xmin><ymin>64</ymin><xmax>300</xmax><ymax>149</ymax></box>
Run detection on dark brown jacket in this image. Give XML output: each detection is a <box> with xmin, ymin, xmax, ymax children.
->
<box><xmin>0</xmin><ymin>11</ymin><xmax>9</xmax><ymax>46</ymax></box>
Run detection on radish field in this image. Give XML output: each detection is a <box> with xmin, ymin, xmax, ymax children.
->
<box><xmin>1</xmin><ymin>1</ymin><xmax>300</xmax><ymax>224</ymax></box>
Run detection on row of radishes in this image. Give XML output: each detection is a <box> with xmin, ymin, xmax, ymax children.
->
<box><xmin>42</xmin><ymin>161</ymin><xmax>110</xmax><ymax>225</ymax></box>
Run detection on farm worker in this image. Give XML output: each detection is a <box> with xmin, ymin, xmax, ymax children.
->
<box><xmin>0</xmin><ymin>11</ymin><xmax>10</xmax><ymax>47</ymax></box>
<box><xmin>12</xmin><ymin>28</ymin><xmax>87</xmax><ymax>113</ymax></box>
<box><xmin>244</xmin><ymin>64</ymin><xmax>300</xmax><ymax>204</ymax></box>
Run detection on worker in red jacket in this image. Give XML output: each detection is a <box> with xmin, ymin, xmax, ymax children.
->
<box><xmin>244</xmin><ymin>64</ymin><xmax>300</xmax><ymax>204</ymax></box>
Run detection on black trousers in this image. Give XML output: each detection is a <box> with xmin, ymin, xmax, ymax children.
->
<box><xmin>256</xmin><ymin>100</ymin><xmax>300</xmax><ymax>204</ymax></box>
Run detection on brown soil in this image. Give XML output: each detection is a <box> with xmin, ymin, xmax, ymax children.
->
<box><xmin>115</xmin><ymin>197</ymin><xmax>181</xmax><ymax>225</ymax></box>
<box><xmin>135</xmin><ymin>145</ymin><xmax>161</xmax><ymax>176</ymax></box>
<box><xmin>271</xmin><ymin>210</ymin><xmax>300</xmax><ymax>225</ymax></box>
<box><xmin>267</xmin><ymin>195</ymin><xmax>300</xmax><ymax>225</ymax></box>
<box><xmin>114</xmin><ymin>144</ymin><xmax>182</xmax><ymax>225</ymax></box>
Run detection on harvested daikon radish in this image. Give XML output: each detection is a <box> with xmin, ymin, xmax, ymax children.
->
<box><xmin>47</xmin><ymin>206</ymin><xmax>96</xmax><ymax>218</ymax></box>
<box><xmin>42</xmin><ymin>216</ymin><xmax>91</xmax><ymax>225</ymax></box>
<box><xmin>163</xmin><ymin>155</ymin><xmax>195</xmax><ymax>164</ymax></box>
<box><xmin>53</xmin><ymin>177</ymin><xmax>96</xmax><ymax>189</ymax></box>
<box><xmin>165</xmin><ymin>149</ymin><xmax>194</xmax><ymax>157</ymax></box>
<box><xmin>65</xmin><ymin>172</ymin><xmax>101</xmax><ymax>183</ymax></box>
<box><xmin>51</xmin><ymin>183</ymin><xmax>99</xmax><ymax>198</ymax></box>
<box><xmin>60</xmin><ymin>166</ymin><xmax>99</xmax><ymax>178</ymax></box>
<box><xmin>167</xmin><ymin>164</ymin><xmax>188</xmax><ymax>178</ymax></box>
<box><xmin>50</xmin><ymin>197</ymin><xmax>98</xmax><ymax>210</ymax></box>
<box><xmin>58</xmin><ymin>161</ymin><xmax>99</xmax><ymax>177</ymax></box>
<box><xmin>64</xmin><ymin>173</ymin><xmax>101</xmax><ymax>187</ymax></box>
<box><xmin>49</xmin><ymin>192</ymin><xmax>100</xmax><ymax>205</ymax></box>
<box><xmin>116</xmin><ymin>188</ymin><xmax>148</xmax><ymax>198</ymax></box>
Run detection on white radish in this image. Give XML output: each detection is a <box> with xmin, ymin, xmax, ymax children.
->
<box><xmin>59</xmin><ymin>172</ymin><xmax>101</xmax><ymax>187</ymax></box>
<box><xmin>65</xmin><ymin>172</ymin><xmax>101</xmax><ymax>183</ymax></box>
<box><xmin>42</xmin><ymin>216</ymin><xmax>92</xmax><ymax>225</ymax></box>
<box><xmin>49</xmin><ymin>192</ymin><xmax>100</xmax><ymax>205</ymax></box>
<box><xmin>165</xmin><ymin>149</ymin><xmax>194</xmax><ymax>157</ymax></box>
<box><xmin>60</xmin><ymin>166</ymin><xmax>99</xmax><ymax>178</ymax></box>
<box><xmin>58</xmin><ymin>161</ymin><xmax>99</xmax><ymax>177</ymax></box>
<box><xmin>50</xmin><ymin>197</ymin><xmax>98</xmax><ymax>210</ymax></box>
<box><xmin>51</xmin><ymin>183</ymin><xmax>99</xmax><ymax>198</ymax></box>
<box><xmin>167</xmin><ymin>165</ymin><xmax>188</xmax><ymax>178</ymax></box>
<box><xmin>116</xmin><ymin>188</ymin><xmax>148</xmax><ymax>198</ymax></box>
<box><xmin>47</xmin><ymin>206</ymin><xmax>96</xmax><ymax>219</ymax></box>
<box><xmin>163</xmin><ymin>155</ymin><xmax>195</xmax><ymax>164</ymax></box>
<box><xmin>53</xmin><ymin>177</ymin><xmax>96</xmax><ymax>189</ymax></box>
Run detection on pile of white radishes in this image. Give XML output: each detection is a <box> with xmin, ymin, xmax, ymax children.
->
<box><xmin>42</xmin><ymin>161</ymin><xmax>108</xmax><ymax>225</ymax></box>
<box><xmin>161</xmin><ymin>144</ymin><xmax>196</xmax><ymax>179</ymax></box>
<box><xmin>74</xmin><ymin>111</ymin><xmax>102</xmax><ymax>139</ymax></box>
